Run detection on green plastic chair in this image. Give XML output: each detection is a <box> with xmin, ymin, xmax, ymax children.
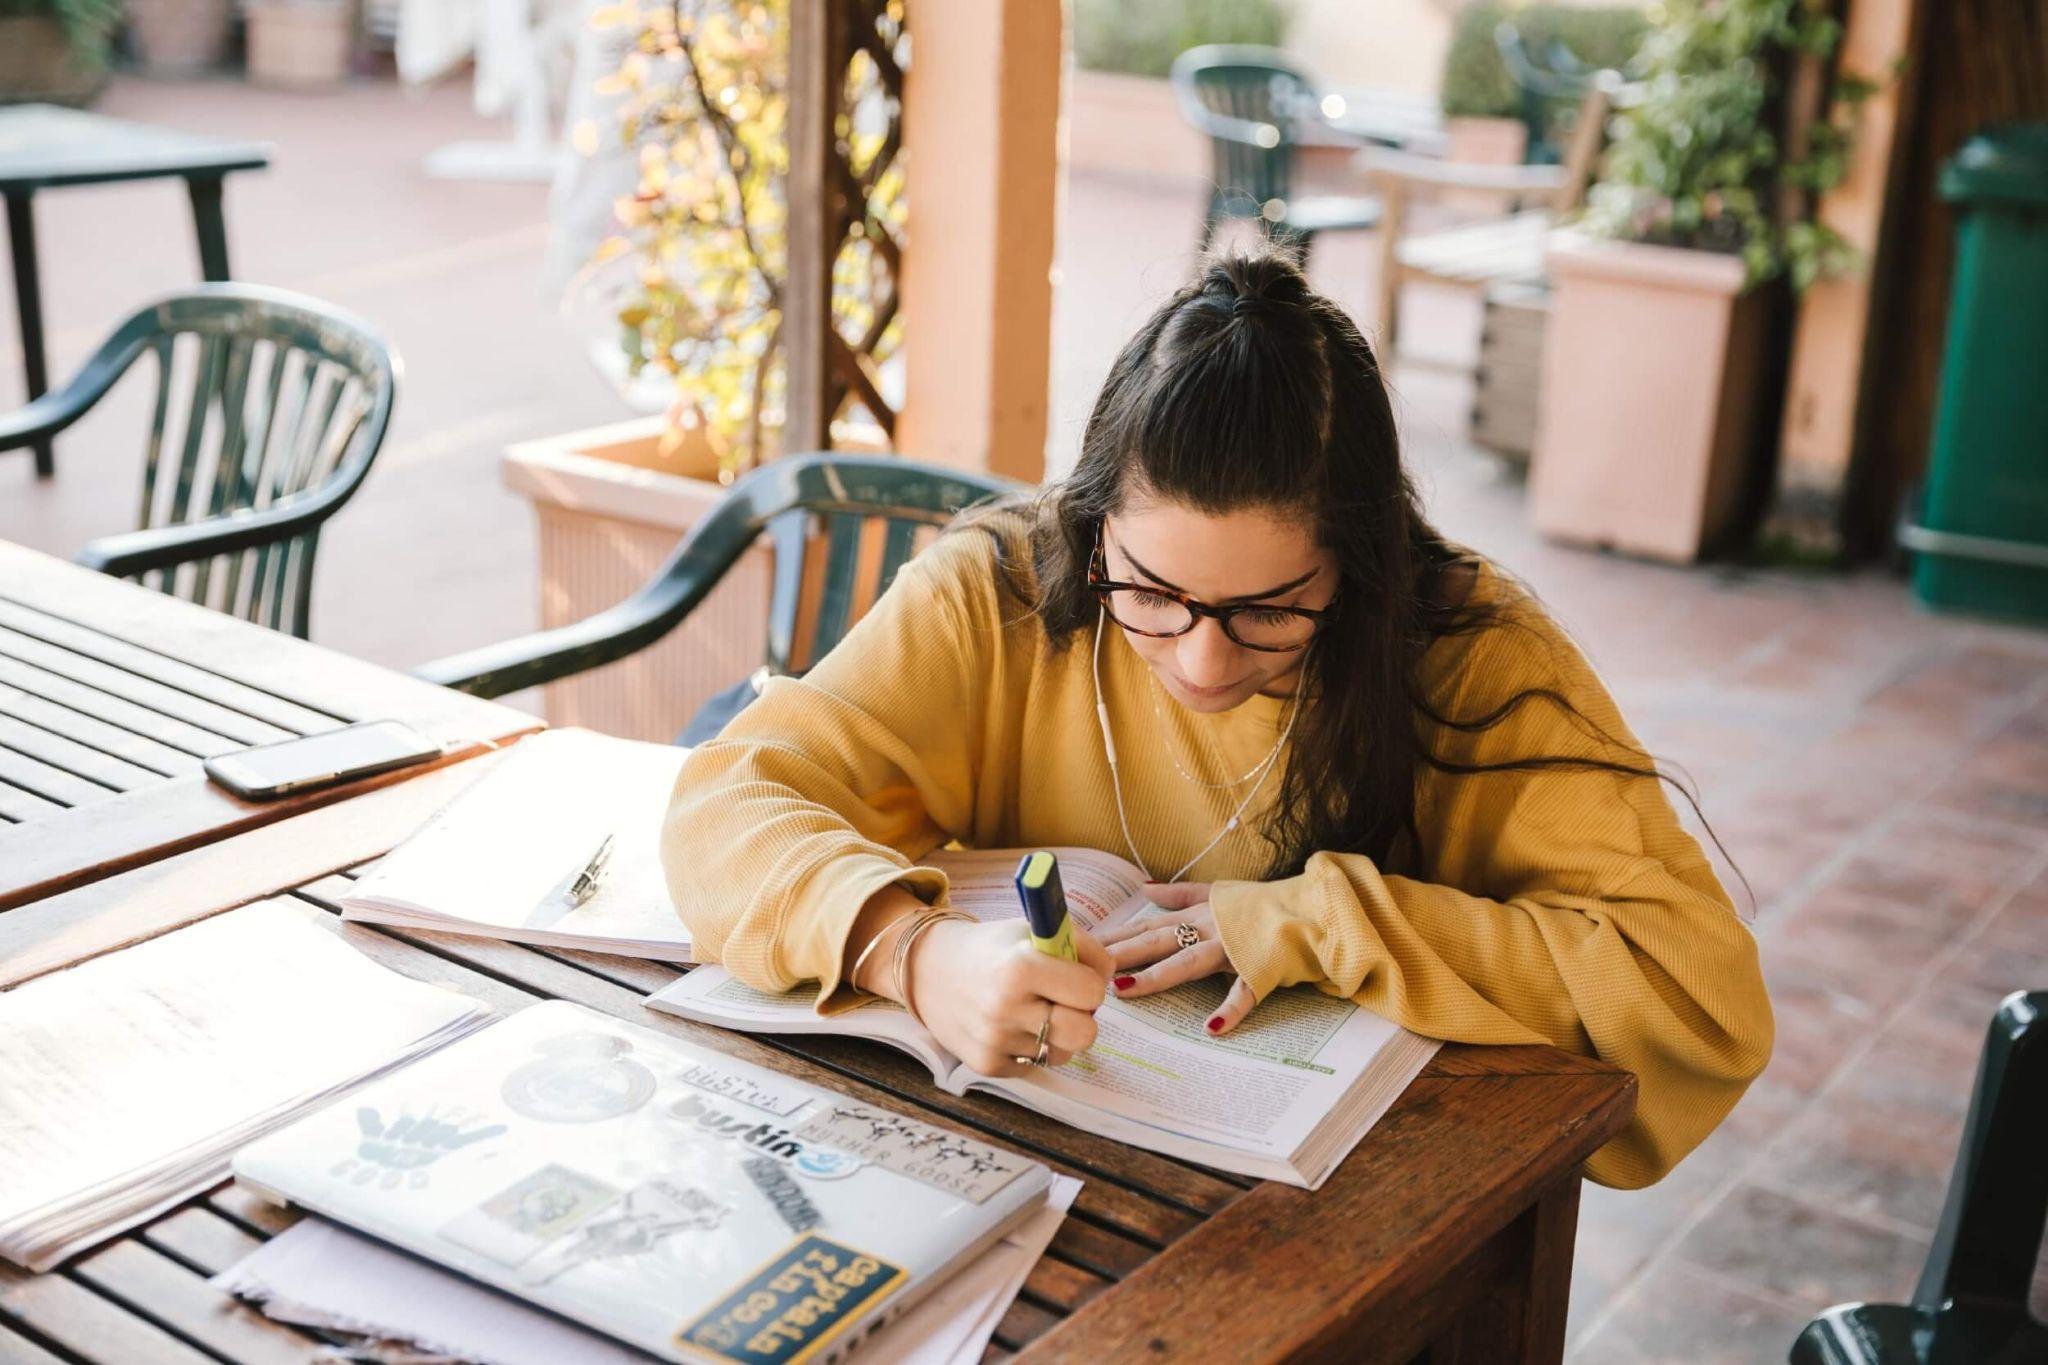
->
<box><xmin>1790</xmin><ymin>990</ymin><xmax>2047</xmax><ymax>1365</ymax></box>
<box><xmin>1170</xmin><ymin>45</ymin><xmax>1381</xmax><ymax>261</ymax></box>
<box><xmin>1494</xmin><ymin>22</ymin><xmax>1608</xmax><ymax>166</ymax></box>
<box><xmin>416</xmin><ymin>452</ymin><xmax>1020</xmax><ymax>705</ymax></box>
<box><xmin>0</xmin><ymin>284</ymin><xmax>400</xmax><ymax>638</ymax></box>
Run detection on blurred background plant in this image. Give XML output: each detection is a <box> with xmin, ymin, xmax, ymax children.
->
<box><xmin>0</xmin><ymin>0</ymin><xmax>121</xmax><ymax>100</ymax></box>
<box><xmin>1581</xmin><ymin>0</ymin><xmax>1876</xmax><ymax>288</ymax></box>
<box><xmin>572</xmin><ymin>0</ymin><xmax>904</xmax><ymax>480</ymax></box>
<box><xmin>1438</xmin><ymin>2</ymin><xmax>1650</xmax><ymax>120</ymax></box>
<box><xmin>1072</xmin><ymin>0</ymin><xmax>1292</xmax><ymax>79</ymax></box>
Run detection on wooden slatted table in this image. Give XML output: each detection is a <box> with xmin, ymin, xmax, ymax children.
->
<box><xmin>0</xmin><ymin>542</ymin><xmax>540</xmax><ymax>909</ymax></box>
<box><xmin>0</xmin><ymin>762</ymin><xmax>1636</xmax><ymax>1365</ymax></box>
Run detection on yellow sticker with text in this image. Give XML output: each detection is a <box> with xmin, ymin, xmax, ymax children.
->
<box><xmin>675</xmin><ymin>1233</ymin><xmax>907</xmax><ymax>1365</ymax></box>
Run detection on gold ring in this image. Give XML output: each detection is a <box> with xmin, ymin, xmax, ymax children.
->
<box><xmin>1174</xmin><ymin>923</ymin><xmax>1200</xmax><ymax>950</ymax></box>
<box><xmin>1031</xmin><ymin>1003</ymin><xmax>1053</xmax><ymax>1066</ymax></box>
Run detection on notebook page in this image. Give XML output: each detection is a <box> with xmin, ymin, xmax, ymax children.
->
<box><xmin>345</xmin><ymin>730</ymin><xmax>688</xmax><ymax>949</ymax></box>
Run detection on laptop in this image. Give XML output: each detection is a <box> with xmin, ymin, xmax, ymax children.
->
<box><xmin>233</xmin><ymin>1001</ymin><xmax>1052</xmax><ymax>1365</ymax></box>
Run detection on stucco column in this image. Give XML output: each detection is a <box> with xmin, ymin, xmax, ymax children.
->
<box><xmin>896</xmin><ymin>0</ymin><xmax>1064</xmax><ymax>483</ymax></box>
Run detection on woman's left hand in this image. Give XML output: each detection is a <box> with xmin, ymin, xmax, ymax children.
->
<box><xmin>1096</xmin><ymin>882</ymin><xmax>1259</xmax><ymax>1035</ymax></box>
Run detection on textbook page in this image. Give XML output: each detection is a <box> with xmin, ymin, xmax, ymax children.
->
<box><xmin>966</xmin><ymin>977</ymin><xmax>1415</xmax><ymax>1182</ymax></box>
<box><xmin>920</xmin><ymin>847</ymin><xmax>1149</xmax><ymax>930</ymax></box>
<box><xmin>647</xmin><ymin>845</ymin><xmax>1147</xmax><ymax>1073</ymax></box>
<box><xmin>651</xmin><ymin>969</ymin><xmax>959</xmax><ymax>1080</ymax></box>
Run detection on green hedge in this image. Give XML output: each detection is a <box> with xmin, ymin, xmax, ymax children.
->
<box><xmin>1440</xmin><ymin>4</ymin><xmax>1650</xmax><ymax>119</ymax></box>
<box><xmin>1073</xmin><ymin>0</ymin><xmax>1293</xmax><ymax>80</ymax></box>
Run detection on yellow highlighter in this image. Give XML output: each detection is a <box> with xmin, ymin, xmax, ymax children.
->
<box><xmin>1014</xmin><ymin>851</ymin><xmax>1079</xmax><ymax>962</ymax></box>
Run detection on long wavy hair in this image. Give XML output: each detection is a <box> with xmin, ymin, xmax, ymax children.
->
<box><xmin>973</xmin><ymin>248</ymin><xmax>1716</xmax><ymax>883</ymax></box>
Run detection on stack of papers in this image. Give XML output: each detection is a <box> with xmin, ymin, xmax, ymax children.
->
<box><xmin>214</xmin><ymin>1176</ymin><xmax>1082</xmax><ymax>1365</ymax></box>
<box><xmin>229</xmin><ymin>1001</ymin><xmax>1056</xmax><ymax>1363</ymax></box>
<box><xmin>343</xmin><ymin>729</ymin><xmax>692</xmax><ymax>961</ymax></box>
<box><xmin>0</xmin><ymin>900</ymin><xmax>493</xmax><ymax>1271</ymax></box>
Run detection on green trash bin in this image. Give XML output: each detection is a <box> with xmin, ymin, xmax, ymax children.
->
<box><xmin>1903</xmin><ymin>124</ymin><xmax>2048</xmax><ymax>622</ymax></box>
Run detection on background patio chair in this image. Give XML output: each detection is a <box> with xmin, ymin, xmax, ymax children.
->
<box><xmin>415</xmin><ymin>454</ymin><xmax>1019</xmax><ymax>730</ymax></box>
<box><xmin>0</xmin><ymin>284</ymin><xmax>400</xmax><ymax>639</ymax></box>
<box><xmin>1365</xmin><ymin>75</ymin><xmax>1615</xmax><ymax>360</ymax></box>
<box><xmin>1171</xmin><ymin>44</ymin><xmax>1381</xmax><ymax>261</ymax></box>
<box><xmin>1789</xmin><ymin>989</ymin><xmax>2047</xmax><ymax>1365</ymax></box>
<box><xmin>1495</xmin><ymin>20</ymin><xmax>1608</xmax><ymax>166</ymax></box>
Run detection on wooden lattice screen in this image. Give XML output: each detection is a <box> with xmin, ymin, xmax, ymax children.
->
<box><xmin>784</xmin><ymin>0</ymin><xmax>908</xmax><ymax>452</ymax></box>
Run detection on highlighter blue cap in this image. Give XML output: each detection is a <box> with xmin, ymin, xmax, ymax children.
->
<box><xmin>1014</xmin><ymin>851</ymin><xmax>1067</xmax><ymax>939</ymax></box>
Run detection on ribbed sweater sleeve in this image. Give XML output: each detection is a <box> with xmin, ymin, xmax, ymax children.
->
<box><xmin>1209</xmin><ymin>605</ymin><xmax>1773</xmax><ymax>1188</ymax></box>
<box><xmin>658</xmin><ymin>536</ymin><xmax>989</xmax><ymax>1008</ymax></box>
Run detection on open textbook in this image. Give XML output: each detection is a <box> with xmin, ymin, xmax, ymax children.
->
<box><xmin>649</xmin><ymin>848</ymin><xmax>1439</xmax><ymax>1190</ymax></box>
<box><xmin>343</xmin><ymin>729</ymin><xmax>693</xmax><ymax>961</ymax></box>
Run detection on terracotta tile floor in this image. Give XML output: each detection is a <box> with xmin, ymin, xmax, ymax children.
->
<box><xmin>3</xmin><ymin>77</ymin><xmax>2044</xmax><ymax>1361</ymax></box>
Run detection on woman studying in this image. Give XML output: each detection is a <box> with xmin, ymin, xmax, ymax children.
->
<box><xmin>661</xmin><ymin>250</ymin><xmax>1772</xmax><ymax>1190</ymax></box>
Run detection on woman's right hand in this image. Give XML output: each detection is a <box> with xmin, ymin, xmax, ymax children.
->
<box><xmin>907</xmin><ymin>918</ymin><xmax>1112</xmax><ymax>1077</ymax></box>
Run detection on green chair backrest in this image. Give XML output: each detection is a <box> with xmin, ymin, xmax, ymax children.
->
<box><xmin>762</xmin><ymin>457</ymin><xmax>1018</xmax><ymax>675</ymax></box>
<box><xmin>415</xmin><ymin>453</ymin><xmax>1023</xmax><ymax>701</ymax></box>
<box><xmin>1171</xmin><ymin>44</ymin><xmax>1316</xmax><ymax>215</ymax></box>
<box><xmin>70</xmin><ymin>285</ymin><xmax>398</xmax><ymax>636</ymax></box>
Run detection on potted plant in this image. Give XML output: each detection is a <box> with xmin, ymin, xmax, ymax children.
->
<box><xmin>244</xmin><ymin>0</ymin><xmax>355</xmax><ymax>90</ymax></box>
<box><xmin>1529</xmin><ymin>0</ymin><xmax>1868</xmax><ymax>562</ymax></box>
<box><xmin>508</xmin><ymin>0</ymin><xmax>897</xmax><ymax>740</ymax></box>
<box><xmin>0</xmin><ymin>0</ymin><xmax>117</xmax><ymax>104</ymax></box>
<box><xmin>125</xmin><ymin>0</ymin><xmax>233</xmax><ymax>72</ymax></box>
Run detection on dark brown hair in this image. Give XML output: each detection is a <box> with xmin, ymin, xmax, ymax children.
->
<box><xmin>974</xmin><ymin>247</ymin><xmax>1722</xmax><ymax>884</ymax></box>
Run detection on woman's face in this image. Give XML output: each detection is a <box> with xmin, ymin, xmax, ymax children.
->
<box><xmin>1101</xmin><ymin>495</ymin><xmax>1336</xmax><ymax>714</ymax></box>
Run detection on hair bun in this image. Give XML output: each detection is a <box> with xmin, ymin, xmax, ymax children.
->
<box><xmin>1202</xmin><ymin>246</ymin><xmax>1313</xmax><ymax>320</ymax></box>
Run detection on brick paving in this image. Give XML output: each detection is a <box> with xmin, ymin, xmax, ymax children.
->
<box><xmin>3</xmin><ymin>77</ymin><xmax>2044</xmax><ymax>1361</ymax></box>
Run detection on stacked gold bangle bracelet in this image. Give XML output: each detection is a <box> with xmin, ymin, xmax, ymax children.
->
<box><xmin>886</xmin><ymin>908</ymin><xmax>969</xmax><ymax>1026</ymax></box>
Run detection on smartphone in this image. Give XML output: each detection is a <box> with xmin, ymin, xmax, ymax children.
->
<box><xmin>204</xmin><ymin>720</ymin><xmax>441</xmax><ymax>800</ymax></box>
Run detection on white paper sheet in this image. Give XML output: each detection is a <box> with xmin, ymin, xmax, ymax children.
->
<box><xmin>343</xmin><ymin>729</ymin><xmax>691</xmax><ymax>959</ymax></box>
<box><xmin>215</xmin><ymin>1176</ymin><xmax>1083</xmax><ymax>1364</ymax></box>
<box><xmin>0</xmin><ymin>900</ymin><xmax>492</xmax><ymax>1270</ymax></box>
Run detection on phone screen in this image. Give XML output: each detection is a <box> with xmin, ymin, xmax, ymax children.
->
<box><xmin>205</xmin><ymin>720</ymin><xmax>441</xmax><ymax>799</ymax></box>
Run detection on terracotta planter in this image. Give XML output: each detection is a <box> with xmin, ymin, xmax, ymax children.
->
<box><xmin>125</xmin><ymin>0</ymin><xmax>232</xmax><ymax>73</ymax></box>
<box><xmin>0</xmin><ymin>16</ymin><xmax>110</xmax><ymax>106</ymax></box>
<box><xmin>1529</xmin><ymin>233</ymin><xmax>1775</xmax><ymax>563</ymax></box>
<box><xmin>245</xmin><ymin>0</ymin><xmax>354</xmax><ymax>89</ymax></box>
<box><xmin>503</xmin><ymin>417</ymin><xmax>775</xmax><ymax>743</ymax></box>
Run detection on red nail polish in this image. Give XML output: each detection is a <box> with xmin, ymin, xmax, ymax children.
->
<box><xmin>1113</xmin><ymin>976</ymin><xmax>1136</xmax><ymax>990</ymax></box>
<box><xmin>1205</xmin><ymin>1017</ymin><xmax>1223</xmax><ymax>1033</ymax></box>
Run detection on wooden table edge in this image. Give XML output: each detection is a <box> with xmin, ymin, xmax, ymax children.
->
<box><xmin>0</xmin><ymin>726</ymin><xmax>543</xmax><ymax>913</ymax></box>
<box><xmin>1019</xmin><ymin>1064</ymin><xmax>1637</xmax><ymax>1363</ymax></box>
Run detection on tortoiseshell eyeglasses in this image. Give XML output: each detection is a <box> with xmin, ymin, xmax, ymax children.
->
<box><xmin>1086</xmin><ymin>532</ymin><xmax>1335</xmax><ymax>653</ymax></box>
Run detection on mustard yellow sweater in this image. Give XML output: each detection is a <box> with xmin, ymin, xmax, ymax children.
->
<box><xmin>661</xmin><ymin>527</ymin><xmax>1773</xmax><ymax>1188</ymax></box>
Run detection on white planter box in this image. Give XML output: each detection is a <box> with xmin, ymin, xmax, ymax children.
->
<box><xmin>502</xmin><ymin>417</ymin><xmax>772</xmax><ymax>743</ymax></box>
